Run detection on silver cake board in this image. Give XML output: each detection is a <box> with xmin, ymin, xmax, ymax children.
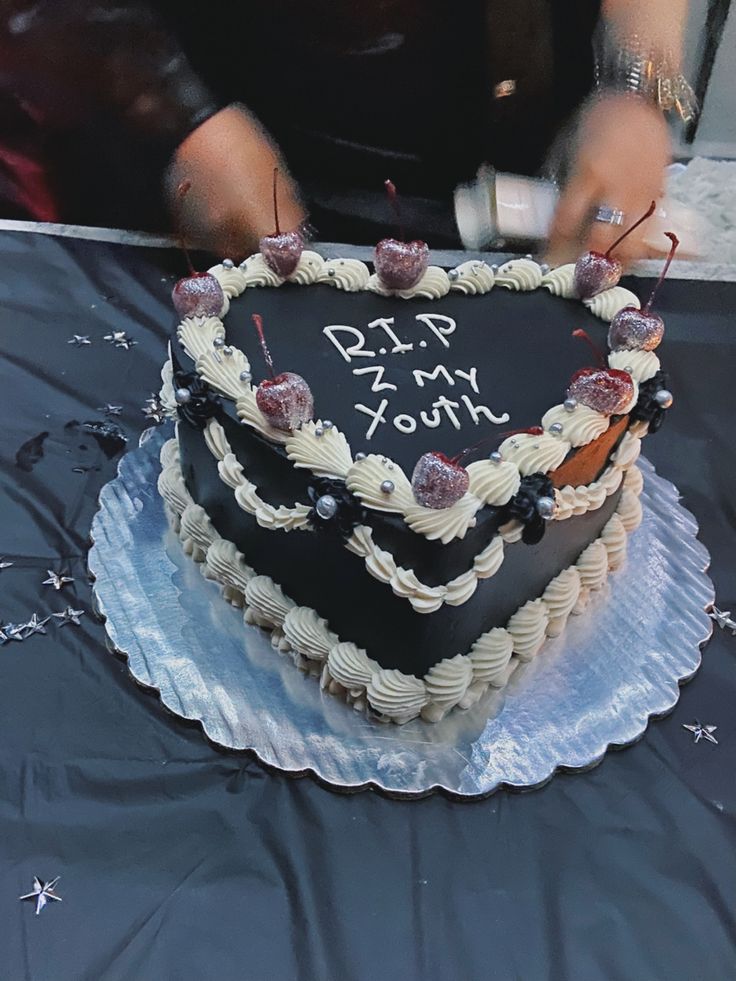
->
<box><xmin>88</xmin><ymin>426</ymin><xmax>714</xmax><ymax>799</ymax></box>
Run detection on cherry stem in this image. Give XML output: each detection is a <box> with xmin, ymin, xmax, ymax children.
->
<box><xmin>572</xmin><ymin>328</ymin><xmax>606</xmax><ymax>367</ymax></box>
<box><xmin>384</xmin><ymin>179</ymin><xmax>405</xmax><ymax>242</ymax></box>
<box><xmin>252</xmin><ymin>314</ymin><xmax>276</xmax><ymax>380</ymax></box>
<box><xmin>451</xmin><ymin>427</ymin><xmax>543</xmax><ymax>464</ymax></box>
<box><xmin>643</xmin><ymin>232</ymin><xmax>679</xmax><ymax>313</ymax></box>
<box><xmin>498</xmin><ymin>426</ymin><xmax>544</xmax><ymax>441</ymax></box>
<box><xmin>272</xmin><ymin>167</ymin><xmax>281</xmax><ymax>236</ymax></box>
<box><xmin>175</xmin><ymin>179</ymin><xmax>196</xmax><ymax>277</ymax></box>
<box><xmin>605</xmin><ymin>200</ymin><xmax>656</xmax><ymax>258</ymax></box>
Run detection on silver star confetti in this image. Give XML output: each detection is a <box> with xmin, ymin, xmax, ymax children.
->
<box><xmin>67</xmin><ymin>335</ymin><xmax>91</xmax><ymax>347</ymax></box>
<box><xmin>1</xmin><ymin>622</ymin><xmax>25</xmax><ymax>643</ymax></box>
<box><xmin>42</xmin><ymin>570</ymin><xmax>75</xmax><ymax>591</ymax></box>
<box><xmin>97</xmin><ymin>404</ymin><xmax>123</xmax><ymax>417</ymax></box>
<box><xmin>0</xmin><ymin>557</ymin><xmax>13</xmax><ymax>571</ymax></box>
<box><xmin>104</xmin><ymin>330</ymin><xmax>137</xmax><ymax>350</ymax></box>
<box><xmin>709</xmin><ymin>606</ymin><xmax>736</xmax><ymax>635</ymax></box>
<box><xmin>19</xmin><ymin>876</ymin><xmax>62</xmax><ymax>916</ymax></box>
<box><xmin>22</xmin><ymin>613</ymin><xmax>50</xmax><ymax>638</ymax></box>
<box><xmin>682</xmin><ymin>721</ymin><xmax>719</xmax><ymax>745</ymax></box>
<box><xmin>52</xmin><ymin>606</ymin><xmax>85</xmax><ymax>627</ymax></box>
<box><xmin>142</xmin><ymin>395</ymin><xmax>166</xmax><ymax>425</ymax></box>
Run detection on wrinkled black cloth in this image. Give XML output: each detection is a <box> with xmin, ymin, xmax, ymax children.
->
<box><xmin>0</xmin><ymin>229</ymin><xmax>734</xmax><ymax>981</ymax></box>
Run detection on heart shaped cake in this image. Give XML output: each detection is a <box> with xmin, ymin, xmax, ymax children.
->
<box><xmin>158</xmin><ymin>245</ymin><xmax>673</xmax><ymax>724</ymax></box>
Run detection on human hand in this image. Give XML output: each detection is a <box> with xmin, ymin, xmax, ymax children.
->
<box><xmin>546</xmin><ymin>93</ymin><xmax>671</xmax><ymax>267</ymax></box>
<box><xmin>166</xmin><ymin>104</ymin><xmax>306</xmax><ymax>260</ymax></box>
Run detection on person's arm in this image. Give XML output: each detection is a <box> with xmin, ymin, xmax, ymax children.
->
<box><xmin>1</xmin><ymin>0</ymin><xmax>304</xmax><ymax>252</ymax></box>
<box><xmin>547</xmin><ymin>0</ymin><xmax>691</xmax><ymax>265</ymax></box>
<box><xmin>166</xmin><ymin>105</ymin><xmax>306</xmax><ymax>261</ymax></box>
<box><xmin>0</xmin><ymin>0</ymin><xmax>219</xmax><ymax>148</ymax></box>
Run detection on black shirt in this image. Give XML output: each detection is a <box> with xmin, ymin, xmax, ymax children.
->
<box><xmin>0</xmin><ymin>0</ymin><xmax>600</xmax><ymax>242</ymax></box>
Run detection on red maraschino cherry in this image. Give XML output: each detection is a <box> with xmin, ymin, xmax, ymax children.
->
<box><xmin>608</xmin><ymin>232</ymin><xmax>679</xmax><ymax>351</ymax></box>
<box><xmin>411</xmin><ymin>451</ymin><xmax>469</xmax><ymax>509</ymax></box>
<box><xmin>573</xmin><ymin>201</ymin><xmax>656</xmax><ymax>300</ymax></box>
<box><xmin>566</xmin><ymin>329</ymin><xmax>634</xmax><ymax>415</ymax></box>
<box><xmin>171</xmin><ymin>179</ymin><xmax>226</xmax><ymax>318</ymax></box>
<box><xmin>251</xmin><ymin>314</ymin><xmax>313</xmax><ymax>431</ymax></box>
<box><xmin>259</xmin><ymin>168</ymin><xmax>304</xmax><ymax>278</ymax></box>
<box><xmin>374</xmin><ymin>179</ymin><xmax>429</xmax><ymax>291</ymax></box>
<box><xmin>411</xmin><ymin>426</ymin><xmax>553</xmax><ymax>509</ymax></box>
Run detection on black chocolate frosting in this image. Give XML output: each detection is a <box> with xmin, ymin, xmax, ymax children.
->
<box><xmin>219</xmin><ymin>281</ymin><xmax>612</xmax><ymax>469</ymax></box>
<box><xmin>178</xmin><ymin>417</ymin><xmax>621</xmax><ymax>677</ymax></box>
<box><xmin>172</xmin><ymin>274</ymin><xmax>634</xmax><ymax>677</ymax></box>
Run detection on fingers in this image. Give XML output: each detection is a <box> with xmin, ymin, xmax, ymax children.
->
<box><xmin>585</xmin><ymin>194</ymin><xmax>660</xmax><ymax>267</ymax></box>
<box><xmin>546</xmin><ymin>171</ymin><xmax>600</xmax><ymax>266</ymax></box>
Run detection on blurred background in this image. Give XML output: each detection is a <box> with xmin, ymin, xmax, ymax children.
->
<box><xmin>0</xmin><ymin>0</ymin><xmax>733</xmax><ymax>262</ymax></box>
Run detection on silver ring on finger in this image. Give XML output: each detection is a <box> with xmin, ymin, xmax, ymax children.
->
<box><xmin>594</xmin><ymin>205</ymin><xmax>625</xmax><ymax>226</ymax></box>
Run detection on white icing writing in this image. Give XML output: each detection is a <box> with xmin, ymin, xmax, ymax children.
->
<box><xmin>413</xmin><ymin>364</ymin><xmax>455</xmax><ymax>388</ymax></box>
<box><xmin>326</xmin><ymin>314</ymin><xmax>510</xmax><ymax>441</ymax></box>
<box><xmin>393</xmin><ymin>414</ymin><xmax>417</xmax><ymax>434</ymax></box>
<box><xmin>421</xmin><ymin>396</ymin><xmax>462</xmax><ymax>430</ymax></box>
<box><xmin>368</xmin><ymin>317</ymin><xmax>413</xmax><ymax>355</ymax></box>
<box><xmin>414</xmin><ymin>313</ymin><xmax>457</xmax><ymax>348</ymax></box>
<box><xmin>355</xmin><ymin>399</ymin><xmax>389</xmax><ymax>440</ymax></box>
<box><xmin>460</xmin><ymin>395</ymin><xmax>510</xmax><ymax>426</ymax></box>
<box><xmin>323</xmin><ymin>325</ymin><xmax>376</xmax><ymax>362</ymax></box>
<box><xmin>352</xmin><ymin>365</ymin><xmax>398</xmax><ymax>393</ymax></box>
<box><xmin>455</xmin><ymin>367</ymin><xmax>479</xmax><ymax>394</ymax></box>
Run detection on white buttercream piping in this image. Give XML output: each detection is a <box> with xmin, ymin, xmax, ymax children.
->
<box><xmin>366</xmin><ymin>266</ymin><xmax>451</xmax><ymax>300</ymax></box>
<box><xmin>466</xmin><ymin>458</ymin><xmax>521</xmax><ymax>506</ymax></box>
<box><xmin>541</xmin><ymin>263</ymin><xmax>576</xmax><ymax>298</ymax></box>
<box><xmin>608</xmin><ymin>348</ymin><xmax>661</xmax><ymax>384</ymax></box>
<box><xmin>495</xmin><ymin>258</ymin><xmax>543</xmax><ymax>290</ymax></box>
<box><xmin>541</xmin><ymin>404</ymin><xmax>609</xmax><ymax>448</ymax></box>
<box><xmin>498</xmin><ymin>432</ymin><xmax>571</xmax><ymax>476</ymax></box>
<box><xmin>583</xmin><ymin>286</ymin><xmax>640</xmax><ymax>322</ymax></box>
<box><xmin>159</xmin><ymin>436</ymin><xmax>644</xmax><ymax>724</ymax></box>
<box><xmin>174</xmin><ymin>253</ymin><xmax>656</xmax><ymax>551</ymax></box>
<box><xmin>448</xmin><ymin>261</ymin><xmax>495</xmax><ymax>295</ymax></box>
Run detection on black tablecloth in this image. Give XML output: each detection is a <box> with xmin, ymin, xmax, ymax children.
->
<box><xmin>0</xmin><ymin>230</ymin><xmax>734</xmax><ymax>981</ymax></box>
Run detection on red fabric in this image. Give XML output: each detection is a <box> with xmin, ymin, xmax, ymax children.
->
<box><xmin>0</xmin><ymin>144</ymin><xmax>60</xmax><ymax>222</ymax></box>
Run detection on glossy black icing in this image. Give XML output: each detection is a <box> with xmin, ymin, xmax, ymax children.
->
<box><xmin>218</xmin><ymin>279</ymin><xmax>616</xmax><ymax>470</ymax></box>
<box><xmin>172</xmin><ymin>275</ymin><xmax>633</xmax><ymax>677</ymax></box>
<box><xmin>178</xmin><ymin>416</ymin><xmax>622</xmax><ymax>678</ymax></box>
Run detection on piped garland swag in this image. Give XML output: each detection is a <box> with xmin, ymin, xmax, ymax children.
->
<box><xmin>159</xmin><ymin>436</ymin><xmax>645</xmax><ymax>724</ymax></box>
<box><xmin>172</xmin><ymin>242</ymin><xmax>674</xmax><ymax>545</ymax></box>
<box><xmin>195</xmin><ymin>416</ymin><xmax>639</xmax><ymax>614</ymax></box>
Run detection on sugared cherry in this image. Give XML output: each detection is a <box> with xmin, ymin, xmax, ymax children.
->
<box><xmin>171</xmin><ymin>179</ymin><xmax>225</xmax><ymax>317</ymax></box>
<box><xmin>567</xmin><ymin>368</ymin><xmax>634</xmax><ymax>416</ymax></box>
<box><xmin>411</xmin><ymin>451</ymin><xmax>469</xmax><ymax>509</ymax></box>
<box><xmin>574</xmin><ymin>201</ymin><xmax>656</xmax><ymax>299</ymax></box>
<box><xmin>259</xmin><ymin>168</ymin><xmax>304</xmax><ymax>278</ymax></box>
<box><xmin>608</xmin><ymin>232</ymin><xmax>679</xmax><ymax>351</ymax></box>
<box><xmin>251</xmin><ymin>313</ymin><xmax>313</xmax><ymax>430</ymax></box>
<box><xmin>567</xmin><ymin>328</ymin><xmax>634</xmax><ymax>414</ymax></box>
<box><xmin>374</xmin><ymin>179</ymin><xmax>429</xmax><ymax>291</ymax></box>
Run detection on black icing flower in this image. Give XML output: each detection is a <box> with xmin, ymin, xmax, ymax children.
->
<box><xmin>630</xmin><ymin>370</ymin><xmax>671</xmax><ymax>433</ymax></box>
<box><xmin>173</xmin><ymin>369</ymin><xmax>221</xmax><ymax>429</ymax></box>
<box><xmin>505</xmin><ymin>472</ymin><xmax>556</xmax><ymax>545</ymax></box>
<box><xmin>307</xmin><ymin>478</ymin><xmax>366</xmax><ymax>541</ymax></box>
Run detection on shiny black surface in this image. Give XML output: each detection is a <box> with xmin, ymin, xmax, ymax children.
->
<box><xmin>0</xmin><ymin>230</ymin><xmax>734</xmax><ymax>980</ymax></box>
<box><xmin>221</xmin><ymin>277</ymin><xmax>609</xmax><ymax>471</ymax></box>
<box><xmin>179</xmin><ymin>411</ymin><xmax>622</xmax><ymax>676</ymax></box>
<box><xmin>174</xmin><ymin>268</ymin><xmax>627</xmax><ymax>676</ymax></box>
